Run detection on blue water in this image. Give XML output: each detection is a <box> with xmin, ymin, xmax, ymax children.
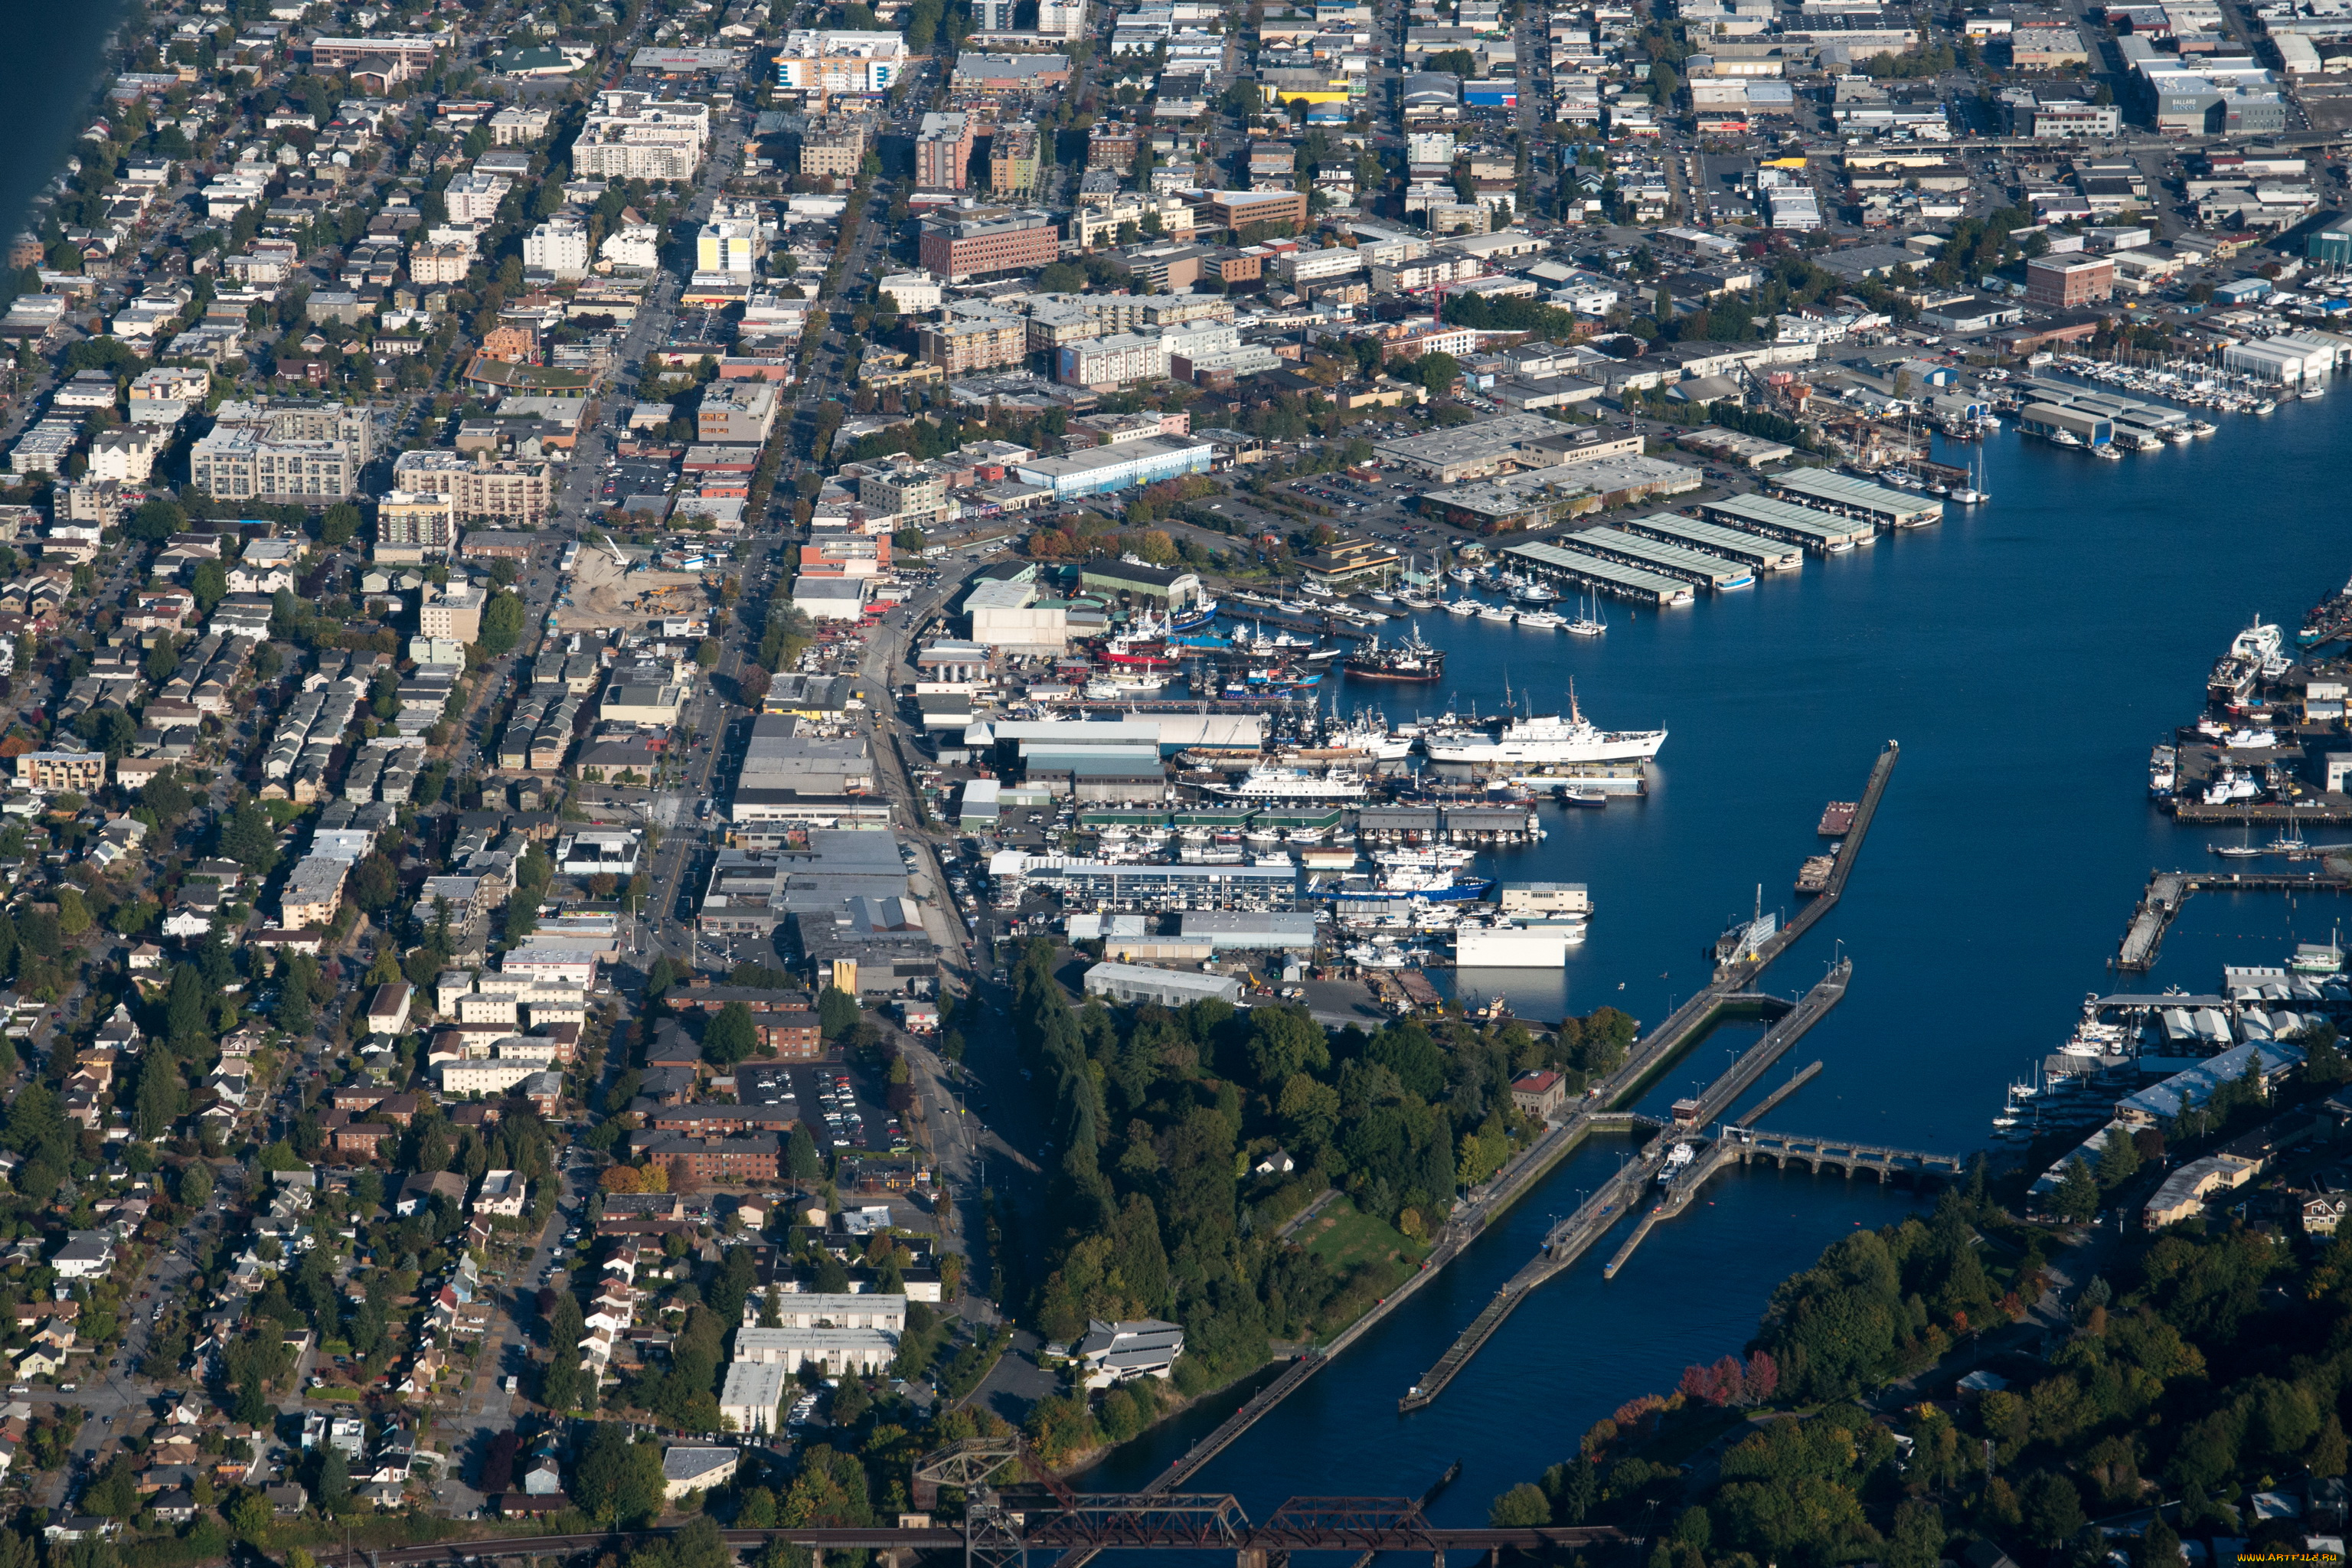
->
<box><xmin>0</xmin><ymin>4</ymin><xmax>126</xmax><ymax>257</ymax></box>
<box><xmin>1079</xmin><ymin>394</ymin><xmax>2352</xmax><ymax>1521</ymax></box>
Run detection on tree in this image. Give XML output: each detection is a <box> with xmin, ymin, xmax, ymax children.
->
<box><xmin>1416</xmin><ymin>351</ymin><xmax>1460</xmax><ymax>394</ymax></box>
<box><xmin>573</xmin><ymin>1423</ymin><xmax>666</xmax><ymax>1527</ymax></box>
<box><xmin>320</xmin><ymin>502</ymin><xmax>361</xmax><ymax>546</ymax></box>
<box><xmin>2095</xmin><ymin>1125</ymin><xmax>2141</xmax><ymax>1189</ymax></box>
<box><xmin>191</xmin><ymin>558</ymin><xmax>230</xmax><ymax>614</ymax></box>
<box><xmin>477</xmin><ymin>591</ymin><xmax>526</xmax><ymax>658</ymax></box>
<box><xmin>1490</xmin><ymin>1485</ymin><xmax>1550</xmax><ymax>1527</ymax></box>
<box><xmin>2020</xmin><ymin>1472</ymin><xmax>2085</xmax><ymax>1547</ymax></box>
<box><xmin>315</xmin><ymin>1444</ymin><xmax>351</xmax><ymax>1509</ymax></box>
<box><xmin>178</xmin><ymin>1159</ymin><xmax>214</xmax><ymax>1207</ymax></box>
<box><xmin>705</xmin><ymin>1002</ymin><xmax>758</xmax><ymax>1067</ymax></box>
<box><xmin>788</xmin><ymin>1126</ymin><xmax>824</xmax><ymax>1181</ymax></box>
<box><xmin>128</xmin><ymin>498</ymin><xmax>184</xmax><ymax>543</ymax></box>
<box><xmin>818</xmin><ymin>986</ymin><xmax>860</xmax><ymax>1039</ymax></box>
<box><xmin>2053</xmin><ymin>1156</ymin><xmax>2100</xmax><ymax>1224</ymax></box>
<box><xmin>219</xmin><ymin>802</ymin><xmax>281</xmax><ymax>877</ymax></box>
<box><xmin>135</xmin><ymin>1055</ymin><xmax>184</xmax><ymax>1140</ymax></box>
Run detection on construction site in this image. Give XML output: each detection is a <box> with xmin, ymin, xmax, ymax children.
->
<box><xmin>556</xmin><ymin>538</ymin><xmax>720</xmax><ymax>633</ymax></box>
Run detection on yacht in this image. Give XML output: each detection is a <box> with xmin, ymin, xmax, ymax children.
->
<box><xmin>1477</xmin><ymin>603</ymin><xmax>1517</xmax><ymax>623</ymax></box>
<box><xmin>1565</xmin><ymin>593</ymin><xmax>1607</xmax><ymax>638</ymax></box>
<box><xmin>1446</xmin><ymin>595</ymin><xmax>1481</xmax><ymax>616</ymax></box>
<box><xmin>1207</xmin><ymin>766</ymin><xmax>1372</xmax><ymax>801</ymax></box>
<box><xmin>1423</xmin><ymin>684</ymin><xmax>1667</xmax><ymax>765</ymax></box>
<box><xmin>1513</xmin><ymin>580</ymin><xmax>1557</xmax><ymax>604</ymax></box>
<box><xmin>1301</xmin><ymin>580</ymin><xmax>1335</xmax><ymax>599</ymax></box>
<box><xmin>1515</xmin><ymin>608</ymin><xmax>1566</xmax><ymax>630</ymax></box>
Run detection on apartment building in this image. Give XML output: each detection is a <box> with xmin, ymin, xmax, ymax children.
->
<box><xmin>915</xmin><ymin>112</ymin><xmax>975</xmax><ymax>190</ymax></box>
<box><xmin>376</xmin><ymin>491</ymin><xmax>457</xmax><ymax>561</ymax></box>
<box><xmin>773</xmin><ymin>30</ymin><xmax>910</xmax><ymax>93</ymax></box>
<box><xmin>918</xmin><ymin>308</ymin><xmax>1030</xmax><ymax>372</ymax></box>
<box><xmin>572</xmin><ymin>91</ymin><xmax>714</xmax><ymax>181</ymax></box>
<box><xmin>696</xmin><ymin>380</ymin><xmax>781</xmax><ymax>443</ymax></box>
<box><xmin>391</xmin><ymin>449</ymin><xmax>555</xmax><ymax>525</ymax></box>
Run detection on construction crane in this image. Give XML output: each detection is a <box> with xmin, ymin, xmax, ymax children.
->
<box><xmin>601</xmin><ymin>535</ymin><xmax>630</xmax><ymax>572</ymax></box>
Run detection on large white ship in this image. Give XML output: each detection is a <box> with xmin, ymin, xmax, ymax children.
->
<box><xmin>1423</xmin><ymin>685</ymin><xmax>1666</xmax><ymax>766</ymax></box>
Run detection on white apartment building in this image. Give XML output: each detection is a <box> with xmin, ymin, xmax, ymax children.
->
<box><xmin>524</xmin><ymin>217</ymin><xmax>593</xmax><ymax>277</ymax></box>
<box><xmin>442</xmin><ymin>172</ymin><xmax>513</xmax><ymax>224</ymax></box>
<box><xmin>1057</xmin><ymin>332</ymin><xmax>1171</xmax><ymax>387</ymax></box>
<box><xmin>572</xmin><ymin>92</ymin><xmax>713</xmax><ymax>181</ymax></box>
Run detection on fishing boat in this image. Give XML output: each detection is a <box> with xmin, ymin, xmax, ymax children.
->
<box><xmin>1342</xmin><ymin>625</ymin><xmax>1447</xmax><ymax>682</ymax></box>
<box><xmin>2292</xmin><ymin>929</ymin><xmax>2345</xmax><ymax>975</ymax></box>
<box><xmin>1560</xmin><ymin>786</ymin><xmax>1608</xmax><ymax>806</ymax></box>
<box><xmin>1169</xmin><ymin>598</ymin><xmax>1220</xmax><ymax>632</ymax></box>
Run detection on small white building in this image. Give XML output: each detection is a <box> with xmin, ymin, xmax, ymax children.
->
<box><xmin>717</xmin><ymin>1360</ymin><xmax>791</xmax><ymax>1433</ymax></box>
<box><xmin>1072</xmin><ymin>1318</ymin><xmax>1183</xmax><ymax>1387</ymax></box>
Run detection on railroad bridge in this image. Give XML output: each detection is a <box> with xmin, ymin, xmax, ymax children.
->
<box><xmin>1727</xmin><ymin>1126</ymin><xmax>1966</xmax><ymax>1184</ymax></box>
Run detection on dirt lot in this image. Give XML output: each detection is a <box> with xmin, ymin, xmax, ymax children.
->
<box><xmin>557</xmin><ymin>547</ymin><xmax>713</xmax><ymax>631</ymax></box>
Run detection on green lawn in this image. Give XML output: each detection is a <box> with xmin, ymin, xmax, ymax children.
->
<box><xmin>1300</xmin><ymin>1197</ymin><xmax>1427</xmax><ymax>1275</ymax></box>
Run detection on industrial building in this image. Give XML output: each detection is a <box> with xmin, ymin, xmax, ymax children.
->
<box><xmin>1014</xmin><ymin>436</ymin><xmax>1214</xmax><ymax>499</ymax></box>
<box><xmin>1081</xmin><ymin>962</ymin><xmax>1245</xmax><ymax>1007</ymax></box>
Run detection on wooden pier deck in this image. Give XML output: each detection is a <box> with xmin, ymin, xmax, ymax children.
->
<box><xmin>2115</xmin><ymin>867</ymin><xmax>2350</xmax><ymax>970</ymax></box>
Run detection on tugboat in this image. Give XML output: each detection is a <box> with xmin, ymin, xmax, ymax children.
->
<box><xmin>1343</xmin><ymin>625</ymin><xmax>1447</xmax><ymax>682</ymax></box>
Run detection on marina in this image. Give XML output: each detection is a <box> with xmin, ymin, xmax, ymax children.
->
<box><xmin>1690</xmin><ymin>492</ymin><xmax>1880</xmax><ymax>554</ymax></box>
<box><xmin>1767</xmin><ymin>467</ymin><xmax>1945</xmax><ymax>529</ymax></box>
<box><xmin>1572</xmin><ymin>527</ymin><xmax>1759</xmax><ymax>591</ymax></box>
<box><xmin>1621</xmin><ymin>512</ymin><xmax>1806</xmax><ymax>574</ymax></box>
<box><xmin>1499</xmin><ymin>541</ymin><xmax>1697</xmax><ymax>608</ymax></box>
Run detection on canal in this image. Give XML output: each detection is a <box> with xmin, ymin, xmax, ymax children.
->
<box><xmin>1077</xmin><ymin>390</ymin><xmax>2352</xmax><ymax>1521</ymax></box>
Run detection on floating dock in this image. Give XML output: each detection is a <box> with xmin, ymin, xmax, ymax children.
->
<box><xmin>1571</xmin><ymin>526</ymin><xmax>1758</xmax><ymax>590</ymax></box>
<box><xmin>1624</xmin><ymin>511</ymin><xmax>1806</xmax><ymax>573</ymax></box>
<box><xmin>1694</xmin><ymin>493</ymin><xmax>1877</xmax><ymax>554</ymax></box>
<box><xmin>2116</xmin><ymin>867</ymin><xmax>2350</xmax><ymax>969</ymax></box>
<box><xmin>1769</xmin><ymin>467</ymin><xmax>1945</xmax><ymax>529</ymax></box>
<box><xmin>1502</xmin><ymin>541</ymin><xmax>1698</xmax><ymax>607</ymax></box>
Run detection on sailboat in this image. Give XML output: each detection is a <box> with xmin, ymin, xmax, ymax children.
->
<box><xmin>2213</xmin><ymin>823</ymin><xmax>2264</xmax><ymax>859</ymax></box>
<box><xmin>1565</xmin><ymin>591</ymin><xmax>1608</xmax><ymax>638</ymax></box>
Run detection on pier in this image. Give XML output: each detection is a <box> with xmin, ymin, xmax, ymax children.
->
<box><xmin>1735</xmin><ymin>1059</ymin><xmax>1824</xmax><ymax>1126</ymax></box>
<box><xmin>1677</xmin><ymin>960</ymin><xmax>1850</xmax><ymax>1129</ymax></box>
<box><xmin>1400</xmin><ymin>961</ymin><xmax>1854</xmax><ymax>1412</ymax></box>
<box><xmin>1610</xmin><ymin>742</ymin><xmax>1896</xmax><ymax>1107</ymax></box>
<box><xmin>2115</xmin><ymin>867</ymin><xmax>2350</xmax><ymax>970</ymax></box>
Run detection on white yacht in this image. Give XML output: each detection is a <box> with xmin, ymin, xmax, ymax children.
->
<box><xmin>1477</xmin><ymin>603</ymin><xmax>1517</xmax><ymax>623</ymax></box>
<box><xmin>1515</xmin><ymin>608</ymin><xmax>1566</xmax><ymax>631</ymax></box>
<box><xmin>1445</xmin><ymin>596</ymin><xmax>1481</xmax><ymax>616</ymax></box>
<box><xmin>1423</xmin><ymin>684</ymin><xmax>1667</xmax><ymax>765</ymax></box>
<box><xmin>1207</xmin><ymin>766</ymin><xmax>1372</xmax><ymax>801</ymax></box>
